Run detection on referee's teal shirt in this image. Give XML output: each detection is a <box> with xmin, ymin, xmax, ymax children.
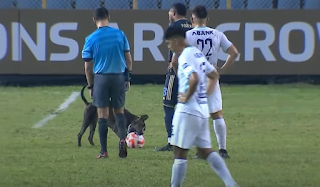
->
<box><xmin>82</xmin><ymin>26</ymin><xmax>130</xmax><ymax>74</ymax></box>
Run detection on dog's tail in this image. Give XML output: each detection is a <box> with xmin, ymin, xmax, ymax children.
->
<box><xmin>81</xmin><ymin>85</ymin><xmax>90</xmax><ymax>105</ymax></box>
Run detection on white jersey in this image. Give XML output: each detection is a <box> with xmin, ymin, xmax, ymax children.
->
<box><xmin>186</xmin><ymin>26</ymin><xmax>232</xmax><ymax>67</ymax></box>
<box><xmin>176</xmin><ymin>46</ymin><xmax>216</xmax><ymax>118</ymax></box>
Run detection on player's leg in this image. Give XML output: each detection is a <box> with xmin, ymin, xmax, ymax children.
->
<box><xmin>155</xmin><ymin>73</ymin><xmax>177</xmax><ymax>152</ymax></box>
<box><xmin>171</xmin><ymin>146</ymin><xmax>188</xmax><ymax>187</ymax></box>
<box><xmin>195</xmin><ymin>118</ymin><xmax>238</xmax><ymax>187</ymax></box>
<box><xmin>110</xmin><ymin>74</ymin><xmax>128</xmax><ymax>158</ymax></box>
<box><xmin>193</xmin><ymin>82</ymin><xmax>230</xmax><ymax>159</ymax></box>
<box><xmin>163</xmin><ymin>104</ymin><xmax>174</xmax><ymax>147</ymax></box>
<box><xmin>170</xmin><ymin>112</ymin><xmax>198</xmax><ymax>187</ymax></box>
<box><xmin>93</xmin><ymin>74</ymin><xmax>111</xmax><ymax>158</ymax></box>
<box><xmin>211</xmin><ymin>111</ymin><xmax>229</xmax><ymax>158</ymax></box>
<box><xmin>210</xmin><ymin>82</ymin><xmax>229</xmax><ymax>158</ymax></box>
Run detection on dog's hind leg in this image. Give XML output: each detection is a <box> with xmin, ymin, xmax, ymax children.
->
<box><xmin>107</xmin><ymin>123</ymin><xmax>121</xmax><ymax>139</ymax></box>
<box><xmin>88</xmin><ymin>116</ymin><xmax>97</xmax><ymax>146</ymax></box>
<box><xmin>113</xmin><ymin>127</ymin><xmax>121</xmax><ymax>139</ymax></box>
<box><xmin>78</xmin><ymin>115</ymin><xmax>91</xmax><ymax>147</ymax></box>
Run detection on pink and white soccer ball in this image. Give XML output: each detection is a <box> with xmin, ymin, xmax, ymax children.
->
<box><xmin>137</xmin><ymin>134</ymin><xmax>145</xmax><ymax>148</ymax></box>
<box><xmin>126</xmin><ymin>132</ymin><xmax>145</xmax><ymax>148</ymax></box>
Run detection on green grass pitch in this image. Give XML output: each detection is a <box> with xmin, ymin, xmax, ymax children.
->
<box><xmin>0</xmin><ymin>84</ymin><xmax>319</xmax><ymax>187</ymax></box>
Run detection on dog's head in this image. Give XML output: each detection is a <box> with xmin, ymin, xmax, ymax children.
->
<box><xmin>127</xmin><ymin>114</ymin><xmax>148</xmax><ymax>135</ymax></box>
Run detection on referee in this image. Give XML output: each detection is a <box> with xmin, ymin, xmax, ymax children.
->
<box><xmin>82</xmin><ymin>7</ymin><xmax>133</xmax><ymax>159</ymax></box>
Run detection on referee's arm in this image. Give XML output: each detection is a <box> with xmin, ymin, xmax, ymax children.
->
<box><xmin>82</xmin><ymin>37</ymin><xmax>94</xmax><ymax>87</ymax></box>
<box><xmin>122</xmin><ymin>32</ymin><xmax>132</xmax><ymax>72</ymax></box>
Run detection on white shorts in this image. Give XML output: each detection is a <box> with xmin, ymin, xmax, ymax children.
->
<box><xmin>170</xmin><ymin>112</ymin><xmax>211</xmax><ymax>149</ymax></box>
<box><xmin>208</xmin><ymin>81</ymin><xmax>222</xmax><ymax>114</ymax></box>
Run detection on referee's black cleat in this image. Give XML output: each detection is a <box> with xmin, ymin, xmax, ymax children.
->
<box><xmin>219</xmin><ymin>149</ymin><xmax>230</xmax><ymax>159</ymax></box>
<box><xmin>155</xmin><ymin>143</ymin><xmax>173</xmax><ymax>151</ymax></box>
<box><xmin>119</xmin><ymin>139</ymin><xmax>127</xmax><ymax>158</ymax></box>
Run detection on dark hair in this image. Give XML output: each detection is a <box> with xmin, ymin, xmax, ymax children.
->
<box><xmin>164</xmin><ymin>26</ymin><xmax>186</xmax><ymax>40</ymax></box>
<box><xmin>94</xmin><ymin>7</ymin><xmax>109</xmax><ymax>20</ymax></box>
<box><xmin>171</xmin><ymin>3</ymin><xmax>187</xmax><ymax>16</ymax></box>
<box><xmin>192</xmin><ymin>5</ymin><xmax>208</xmax><ymax>19</ymax></box>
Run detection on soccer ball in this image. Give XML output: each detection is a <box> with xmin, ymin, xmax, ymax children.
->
<box><xmin>126</xmin><ymin>132</ymin><xmax>145</xmax><ymax>148</ymax></box>
<box><xmin>137</xmin><ymin>135</ymin><xmax>145</xmax><ymax>148</ymax></box>
<box><xmin>126</xmin><ymin>132</ymin><xmax>138</xmax><ymax>148</ymax></box>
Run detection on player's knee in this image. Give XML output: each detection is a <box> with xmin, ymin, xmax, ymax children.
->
<box><xmin>97</xmin><ymin>107</ymin><xmax>109</xmax><ymax>119</ymax></box>
<box><xmin>173</xmin><ymin>146</ymin><xmax>188</xmax><ymax>159</ymax></box>
<box><xmin>197</xmin><ymin>148</ymin><xmax>213</xmax><ymax>159</ymax></box>
<box><xmin>210</xmin><ymin>111</ymin><xmax>223</xmax><ymax>119</ymax></box>
<box><xmin>114</xmin><ymin>107</ymin><xmax>124</xmax><ymax>114</ymax></box>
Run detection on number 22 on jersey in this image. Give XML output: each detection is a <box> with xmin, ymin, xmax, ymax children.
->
<box><xmin>197</xmin><ymin>39</ymin><xmax>214</xmax><ymax>62</ymax></box>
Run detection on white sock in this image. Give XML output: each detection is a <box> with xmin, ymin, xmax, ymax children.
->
<box><xmin>170</xmin><ymin>159</ymin><xmax>187</xmax><ymax>187</ymax></box>
<box><xmin>213</xmin><ymin>118</ymin><xmax>227</xmax><ymax>150</ymax></box>
<box><xmin>206</xmin><ymin>152</ymin><xmax>237</xmax><ymax>186</ymax></box>
<box><xmin>168</xmin><ymin>137</ymin><xmax>171</xmax><ymax>144</ymax></box>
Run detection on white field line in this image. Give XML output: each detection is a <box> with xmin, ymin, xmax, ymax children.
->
<box><xmin>33</xmin><ymin>92</ymin><xmax>80</xmax><ymax>128</ymax></box>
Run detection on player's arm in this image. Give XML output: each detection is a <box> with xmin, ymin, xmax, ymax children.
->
<box><xmin>180</xmin><ymin>62</ymin><xmax>198</xmax><ymax>103</ymax></box>
<box><xmin>220</xmin><ymin>33</ymin><xmax>239</xmax><ymax>71</ymax></box>
<box><xmin>82</xmin><ymin>37</ymin><xmax>94</xmax><ymax>87</ymax></box>
<box><xmin>122</xmin><ymin>32</ymin><xmax>132</xmax><ymax>91</ymax></box>
<box><xmin>205</xmin><ymin>62</ymin><xmax>219</xmax><ymax>96</ymax></box>
<box><xmin>171</xmin><ymin>52</ymin><xmax>180</xmax><ymax>74</ymax></box>
<box><xmin>124</xmin><ymin>52</ymin><xmax>132</xmax><ymax>71</ymax></box>
<box><xmin>122</xmin><ymin>32</ymin><xmax>132</xmax><ymax>72</ymax></box>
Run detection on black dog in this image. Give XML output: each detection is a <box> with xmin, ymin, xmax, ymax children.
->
<box><xmin>78</xmin><ymin>85</ymin><xmax>148</xmax><ymax>147</ymax></box>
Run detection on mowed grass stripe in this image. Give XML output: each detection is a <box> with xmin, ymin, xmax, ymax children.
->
<box><xmin>0</xmin><ymin>85</ymin><xmax>319</xmax><ymax>187</ymax></box>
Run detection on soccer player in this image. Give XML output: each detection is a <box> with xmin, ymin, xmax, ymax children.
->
<box><xmin>164</xmin><ymin>26</ymin><xmax>239</xmax><ymax>187</ymax></box>
<box><xmin>186</xmin><ymin>5</ymin><xmax>239</xmax><ymax>159</ymax></box>
<box><xmin>82</xmin><ymin>7</ymin><xmax>133</xmax><ymax>159</ymax></box>
<box><xmin>155</xmin><ymin>3</ymin><xmax>192</xmax><ymax>152</ymax></box>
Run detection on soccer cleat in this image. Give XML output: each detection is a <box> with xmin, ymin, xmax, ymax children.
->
<box><xmin>154</xmin><ymin>143</ymin><xmax>173</xmax><ymax>151</ymax></box>
<box><xmin>192</xmin><ymin>152</ymin><xmax>200</xmax><ymax>159</ymax></box>
<box><xmin>119</xmin><ymin>139</ymin><xmax>128</xmax><ymax>158</ymax></box>
<box><xmin>219</xmin><ymin>149</ymin><xmax>230</xmax><ymax>159</ymax></box>
<box><xmin>96</xmin><ymin>152</ymin><xmax>108</xmax><ymax>159</ymax></box>
<box><xmin>193</xmin><ymin>150</ymin><xmax>230</xmax><ymax>159</ymax></box>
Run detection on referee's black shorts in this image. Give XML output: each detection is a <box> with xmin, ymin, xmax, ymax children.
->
<box><xmin>93</xmin><ymin>73</ymin><xmax>126</xmax><ymax>109</ymax></box>
<box><xmin>163</xmin><ymin>69</ymin><xmax>178</xmax><ymax>107</ymax></box>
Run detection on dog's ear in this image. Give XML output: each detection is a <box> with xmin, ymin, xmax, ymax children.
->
<box><xmin>139</xmin><ymin>115</ymin><xmax>148</xmax><ymax>122</ymax></box>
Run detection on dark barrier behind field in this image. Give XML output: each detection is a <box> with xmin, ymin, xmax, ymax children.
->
<box><xmin>0</xmin><ymin>10</ymin><xmax>320</xmax><ymax>85</ymax></box>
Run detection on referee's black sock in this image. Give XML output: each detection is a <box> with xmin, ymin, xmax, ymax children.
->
<box><xmin>98</xmin><ymin>118</ymin><xmax>108</xmax><ymax>153</ymax></box>
<box><xmin>115</xmin><ymin>113</ymin><xmax>127</xmax><ymax>140</ymax></box>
